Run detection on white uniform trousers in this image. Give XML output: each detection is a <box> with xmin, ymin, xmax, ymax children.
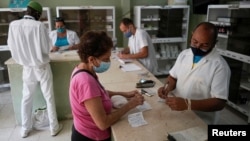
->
<box><xmin>21</xmin><ymin>64</ymin><xmax>59</xmax><ymax>131</ymax></box>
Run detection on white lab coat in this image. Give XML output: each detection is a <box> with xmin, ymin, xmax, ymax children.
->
<box><xmin>128</xmin><ymin>28</ymin><xmax>158</xmax><ymax>74</ymax></box>
<box><xmin>7</xmin><ymin>15</ymin><xmax>59</xmax><ymax>131</ymax></box>
<box><xmin>49</xmin><ymin>29</ymin><xmax>80</xmax><ymax>48</ymax></box>
<box><xmin>169</xmin><ymin>48</ymin><xmax>231</xmax><ymax>124</ymax></box>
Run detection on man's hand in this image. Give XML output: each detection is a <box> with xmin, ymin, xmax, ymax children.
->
<box><xmin>117</xmin><ymin>52</ymin><xmax>128</xmax><ymax>59</ymax></box>
<box><xmin>166</xmin><ymin>96</ymin><xmax>187</xmax><ymax>111</ymax></box>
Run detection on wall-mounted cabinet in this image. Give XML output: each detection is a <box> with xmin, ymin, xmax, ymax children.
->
<box><xmin>207</xmin><ymin>4</ymin><xmax>250</xmax><ymax>123</ymax></box>
<box><xmin>0</xmin><ymin>7</ymin><xmax>51</xmax><ymax>90</ymax></box>
<box><xmin>0</xmin><ymin>7</ymin><xmax>52</xmax><ymax>47</ymax></box>
<box><xmin>134</xmin><ymin>5</ymin><xmax>190</xmax><ymax>75</ymax></box>
<box><xmin>56</xmin><ymin>6</ymin><xmax>116</xmax><ymax>41</ymax></box>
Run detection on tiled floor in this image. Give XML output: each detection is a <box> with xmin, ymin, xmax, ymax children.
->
<box><xmin>0</xmin><ymin>88</ymin><xmax>248</xmax><ymax>141</ymax></box>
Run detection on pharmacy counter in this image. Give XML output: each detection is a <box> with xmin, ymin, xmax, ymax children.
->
<box><xmin>5</xmin><ymin>51</ymin><xmax>207</xmax><ymax>140</ymax></box>
<box><xmin>5</xmin><ymin>51</ymin><xmax>80</xmax><ymax>125</ymax></box>
<box><xmin>98</xmin><ymin>56</ymin><xmax>207</xmax><ymax>141</ymax></box>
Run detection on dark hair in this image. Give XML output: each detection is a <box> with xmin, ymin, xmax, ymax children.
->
<box><xmin>120</xmin><ymin>18</ymin><xmax>134</xmax><ymax>26</ymax></box>
<box><xmin>55</xmin><ymin>17</ymin><xmax>65</xmax><ymax>25</ymax></box>
<box><xmin>26</xmin><ymin>6</ymin><xmax>41</xmax><ymax>20</ymax></box>
<box><xmin>78</xmin><ymin>31</ymin><xmax>113</xmax><ymax>63</ymax></box>
<box><xmin>193</xmin><ymin>22</ymin><xmax>218</xmax><ymax>44</ymax></box>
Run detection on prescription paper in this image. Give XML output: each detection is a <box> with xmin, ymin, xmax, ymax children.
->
<box><xmin>121</xmin><ymin>63</ymin><xmax>142</xmax><ymax>72</ymax></box>
<box><xmin>128</xmin><ymin>112</ymin><xmax>148</xmax><ymax>127</ymax></box>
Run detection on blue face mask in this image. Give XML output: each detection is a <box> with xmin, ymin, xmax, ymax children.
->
<box><xmin>94</xmin><ymin>61</ymin><xmax>111</xmax><ymax>73</ymax></box>
<box><xmin>57</xmin><ymin>27</ymin><xmax>65</xmax><ymax>33</ymax></box>
<box><xmin>190</xmin><ymin>46</ymin><xmax>212</xmax><ymax>56</ymax></box>
<box><xmin>124</xmin><ymin>29</ymin><xmax>132</xmax><ymax>38</ymax></box>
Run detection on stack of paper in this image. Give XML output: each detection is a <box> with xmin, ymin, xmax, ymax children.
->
<box><xmin>118</xmin><ymin>58</ymin><xmax>133</xmax><ymax>64</ymax></box>
<box><xmin>120</xmin><ymin>63</ymin><xmax>142</xmax><ymax>72</ymax></box>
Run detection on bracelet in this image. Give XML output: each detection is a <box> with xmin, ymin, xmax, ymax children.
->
<box><xmin>188</xmin><ymin>99</ymin><xmax>191</xmax><ymax>110</ymax></box>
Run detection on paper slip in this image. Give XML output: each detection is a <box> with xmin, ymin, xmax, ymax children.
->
<box><xmin>120</xmin><ymin>63</ymin><xmax>142</xmax><ymax>72</ymax></box>
<box><xmin>136</xmin><ymin>101</ymin><xmax>152</xmax><ymax>112</ymax></box>
<box><xmin>61</xmin><ymin>50</ymin><xmax>78</xmax><ymax>56</ymax></box>
<box><xmin>128</xmin><ymin>112</ymin><xmax>148</xmax><ymax>127</ymax></box>
<box><xmin>118</xmin><ymin>58</ymin><xmax>133</xmax><ymax>64</ymax></box>
<box><xmin>58</xmin><ymin>45</ymin><xmax>70</xmax><ymax>51</ymax></box>
<box><xmin>142</xmin><ymin>88</ymin><xmax>155</xmax><ymax>95</ymax></box>
<box><xmin>169</xmin><ymin>126</ymin><xmax>207</xmax><ymax>141</ymax></box>
<box><xmin>158</xmin><ymin>97</ymin><xmax>166</xmax><ymax>103</ymax></box>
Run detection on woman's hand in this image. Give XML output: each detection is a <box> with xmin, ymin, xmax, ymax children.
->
<box><xmin>123</xmin><ymin>90</ymin><xmax>139</xmax><ymax>98</ymax></box>
<box><xmin>128</xmin><ymin>93</ymin><xmax>144</xmax><ymax>108</ymax></box>
<box><xmin>50</xmin><ymin>46</ymin><xmax>59</xmax><ymax>52</ymax></box>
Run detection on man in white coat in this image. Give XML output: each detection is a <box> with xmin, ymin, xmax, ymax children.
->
<box><xmin>158</xmin><ymin>22</ymin><xmax>231</xmax><ymax>125</ymax></box>
<box><xmin>118</xmin><ymin>18</ymin><xmax>158</xmax><ymax>74</ymax></box>
<box><xmin>7</xmin><ymin>1</ymin><xmax>62</xmax><ymax>138</ymax></box>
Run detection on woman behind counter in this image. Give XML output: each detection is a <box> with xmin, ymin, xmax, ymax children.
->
<box><xmin>49</xmin><ymin>17</ymin><xmax>80</xmax><ymax>52</ymax></box>
<box><xmin>69</xmin><ymin>31</ymin><xmax>144</xmax><ymax>141</ymax></box>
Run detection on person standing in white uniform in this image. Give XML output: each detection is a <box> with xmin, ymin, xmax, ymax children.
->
<box><xmin>158</xmin><ymin>22</ymin><xmax>231</xmax><ymax>124</ymax></box>
<box><xmin>118</xmin><ymin>18</ymin><xmax>158</xmax><ymax>74</ymax></box>
<box><xmin>7</xmin><ymin>1</ymin><xmax>62</xmax><ymax>138</ymax></box>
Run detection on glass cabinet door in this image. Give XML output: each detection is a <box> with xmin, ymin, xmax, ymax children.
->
<box><xmin>139</xmin><ymin>8</ymin><xmax>160</xmax><ymax>38</ymax></box>
<box><xmin>57</xmin><ymin>7</ymin><xmax>115</xmax><ymax>39</ymax></box>
<box><xmin>157</xmin><ymin>8</ymin><xmax>184</xmax><ymax>38</ymax></box>
<box><xmin>224</xmin><ymin>56</ymin><xmax>250</xmax><ymax>106</ymax></box>
<box><xmin>227</xmin><ymin>8</ymin><xmax>250</xmax><ymax>56</ymax></box>
<box><xmin>0</xmin><ymin>11</ymin><xmax>25</xmax><ymax>45</ymax></box>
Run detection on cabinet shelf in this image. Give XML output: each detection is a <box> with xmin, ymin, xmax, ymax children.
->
<box><xmin>56</xmin><ymin>6</ymin><xmax>116</xmax><ymax>39</ymax></box>
<box><xmin>217</xmin><ymin>48</ymin><xmax>250</xmax><ymax>64</ymax></box>
<box><xmin>0</xmin><ymin>23</ymin><xmax>9</xmax><ymax>26</ymax></box>
<box><xmin>144</xmin><ymin>28</ymin><xmax>158</xmax><ymax>31</ymax></box>
<box><xmin>208</xmin><ymin>4</ymin><xmax>250</xmax><ymax>123</ymax></box>
<box><xmin>0</xmin><ymin>45</ymin><xmax>9</xmax><ymax>51</ymax></box>
<box><xmin>0</xmin><ymin>83</ymin><xmax>10</xmax><ymax>92</ymax></box>
<box><xmin>227</xmin><ymin>101</ymin><xmax>249</xmax><ymax>116</ymax></box>
<box><xmin>0</xmin><ymin>33</ymin><xmax>8</xmax><ymax>37</ymax></box>
<box><xmin>134</xmin><ymin>5</ymin><xmax>189</xmax><ymax>75</ymax></box>
<box><xmin>218</xmin><ymin>34</ymin><xmax>228</xmax><ymax>38</ymax></box>
<box><xmin>0</xmin><ymin>7</ymin><xmax>52</xmax><ymax>46</ymax></box>
<box><xmin>240</xmin><ymin>81</ymin><xmax>250</xmax><ymax>91</ymax></box>
<box><xmin>152</xmin><ymin>37</ymin><xmax>186</xmax><ymax>43</ymax></box>
<box><xmin>209</xmin><ymin>21</ymin><xmax>231</xmax><ymax>26</ymax></box>
<box><xmin>141</xmin><ymin>18</ymin><xmax>160</xmax><ymax>21</ymax></box>
<box><xmin>157</xmin><ymin>57</ymin><xmax>177</xmax><ymax>60</ymax></box>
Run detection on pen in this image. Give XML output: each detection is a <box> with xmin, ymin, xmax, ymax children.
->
<box><xmin>141</xmin><ymin>89</ymin><xmax>152</xmax><ymax>97</ymax></box>
<box><xmin>162</xmin><ymin>82</ymin><xmax>168</xmax><ymax>95</ymax></box>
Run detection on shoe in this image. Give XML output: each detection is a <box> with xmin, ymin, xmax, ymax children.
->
<box><xmin>51</xmin><ymin>124</ymin><xmax>63</xmax><ymax>136</ymax></box>
<box><xmin>21</xmin><ymin>129</ymin><xmax>30</xmax><ymax>138</ymax></box>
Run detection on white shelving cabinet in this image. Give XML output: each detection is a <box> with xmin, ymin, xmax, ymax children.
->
<box><xmin>134</xmin><ymin>5</ymin><xmax>190</xmax><ymax>75</ymax></box>
<box><xmin>0</xmin><ymin>7</ymin><xmax>51</xmax><ymax>91</ymax></box>
<box><xmin>207</xmin><ymin>4</ymin><xmax>250</xmax><ymax>123</ymax></box>
<box><xmin>56</xmin><ymin>6</ymin><xmax>116</xmax><ymax>41</ymax></box>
